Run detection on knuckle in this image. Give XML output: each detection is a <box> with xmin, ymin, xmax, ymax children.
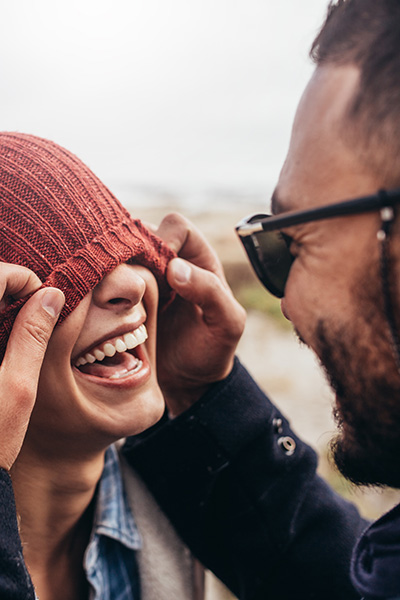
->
<box><xmin>7</xmin><ymin>378</ymin><xmax>33</xmax><ymax>408</ymax></box>
<box><xmin>203</xmin><ymin>271</ymin><xmax>225</xmax><ymax>295</ymax></box>
<box><xmin>236</xmin><ymin>302</ymin><xmax>247</xmax><ymax>326</ymax></box>
<box><xmin>232</xmin><ymin>315</ymin><xmax>246</xmax><ymax>338</ymax></box>
<box><xmin>227</xmin><ymin>307</ymin><xmax>247</xmax><ymax>338</ymax></box>
<box><xmin>22</xmin><ymin>318</ymin><xmax>51</xmax><ymax>351</ymax></box>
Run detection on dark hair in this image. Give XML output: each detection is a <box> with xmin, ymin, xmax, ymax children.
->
<box><xmin>310</xmin><ymin>0</ymin><xmax>400</xmax><ymax>184</ymax></box>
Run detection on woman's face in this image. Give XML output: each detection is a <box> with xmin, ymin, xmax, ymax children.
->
<box><xmin>27</xmin><ymin>263</ymin><xmax>165</xmax><ymax>455</ymax></box>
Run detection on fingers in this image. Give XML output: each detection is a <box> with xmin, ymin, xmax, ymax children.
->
<box><xmin>157</xmin><ymin>213</ymin><xmax>226</xmax><ymax>281</ymax></box>
<box><xmin>0</xmin><ymin>286</ymin><xmax>65</xmax><ymax>470</ymax></box>
<box><xmin>3</xmin><ymin>287</ymin><xmax>65</xmax><ymax>389</ymax></box>
<box><xmin>156</xmin><ymin>213</ymin><xmax>191</xmax><ymax>254</ymax></box>
<box><xmin>0</xmin><ymin>264</ymin><xmax>43</xmax><ymax>310</ymax></box>
<box><xmin>167</xmin><ymin>257</ymin><xmax>245</xmax><ymax>332</ymax></box>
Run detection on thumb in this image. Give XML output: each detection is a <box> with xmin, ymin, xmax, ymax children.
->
<box><xmin>167</xmin><ymin>257</ymin><xmax>238</xmax><ymax>327</ymax></box>
<box><xmin>0</xmin><ymin>288</ymin><xmax>64</xmax><ymax>470</ymax></box>
<box><xmin>3</xmin><ymin>287</ymin><xmax>65</xmax><ymax>384</ymax></box>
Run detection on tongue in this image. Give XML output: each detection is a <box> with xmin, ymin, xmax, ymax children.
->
<box><xmin>78</xmin><ymin>352</ymin><xmax>139</xmax><ymax>378</ymax></box>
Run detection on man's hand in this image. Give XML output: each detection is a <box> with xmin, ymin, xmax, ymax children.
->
<box><xmin>155</xmin><ymin>213</ymin><xmax>246</xmax><ymax>415</ymax></box>
<box><xmin>0</xmin><ymin>264</ymin><xmax>64</xmax><ymax>470</ymax></box>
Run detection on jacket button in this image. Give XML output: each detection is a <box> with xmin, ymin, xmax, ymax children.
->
<box><xmin>272</xmin><ymin>417</ymin><xmax>283</xmax><ymax>434</ymax></box>
<box><xmin>278</xmin><ymin>436</ymin><xmax>296</xmax><ymax>456</ymax></box>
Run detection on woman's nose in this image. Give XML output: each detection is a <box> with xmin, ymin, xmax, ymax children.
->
<box><xmin>92</xmin><ymin>264</ymin><xmax>146</xmax><ymax>311</ymax></box>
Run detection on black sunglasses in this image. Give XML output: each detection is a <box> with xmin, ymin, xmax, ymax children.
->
<box><xmin>235</xmin><ymin>188</ymin><xmax>400</xmax><ymax>298</ymax></box>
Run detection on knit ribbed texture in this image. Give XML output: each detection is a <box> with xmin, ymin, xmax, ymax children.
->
<box><xmin>0</xmin><ymin>132</ymin><xmax>176</xmax><ymax>362</ymax></box>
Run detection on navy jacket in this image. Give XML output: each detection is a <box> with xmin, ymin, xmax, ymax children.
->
<box><xmin>123</xmin><ymin>359</ymin><xmax>367</xmax><ymax>599</ymax></box>
<box><xmin>0</xmin><ymin>472</ymin><xmax>35</xmax><ymax>599</ymax></box>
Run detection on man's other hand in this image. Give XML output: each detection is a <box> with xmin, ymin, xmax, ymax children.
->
<box><xmin>155</xmin><ymin>213</ymin><xmax>246</xmax><ymax>415</ymax></box>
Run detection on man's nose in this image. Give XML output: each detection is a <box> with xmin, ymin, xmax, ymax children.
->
<box><xmin>92</xmin><ymin>264</ymin><xmax>146</xmax><ymax>311</ymax></box>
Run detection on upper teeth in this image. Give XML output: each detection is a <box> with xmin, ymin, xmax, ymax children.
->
<box><xmin>75</xmin><ymin>324</ymin><xmax>148</xmax><ymax>367</ymax></box>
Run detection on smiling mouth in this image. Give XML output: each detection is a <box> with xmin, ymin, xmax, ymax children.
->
<box><xmin>74</xmin><ymin>324</ymin><xmax>148</xmax><ymax>380</ymax></box>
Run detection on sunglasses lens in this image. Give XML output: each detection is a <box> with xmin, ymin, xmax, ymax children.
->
<box><xmin>241</xmin><ymin>230</ymin><xmax>294</xmax><ymax>298</ymax></box>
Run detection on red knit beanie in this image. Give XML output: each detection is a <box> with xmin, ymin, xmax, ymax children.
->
<box><xmin>0</xmin><ymin>132</ymin><xmax>176</xmax><ymax>362</ymax></box>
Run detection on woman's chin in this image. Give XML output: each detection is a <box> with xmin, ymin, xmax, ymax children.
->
<box><xmin>96</xmin><ymin>386</ymin><xmax>166</xmax><ymax>441</ymax></box>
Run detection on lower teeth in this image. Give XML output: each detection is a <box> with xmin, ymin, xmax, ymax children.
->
<box><xmin>109</xmin><ymin>360</ymin><xmax>143</xmax><ymax>380</ymax></box>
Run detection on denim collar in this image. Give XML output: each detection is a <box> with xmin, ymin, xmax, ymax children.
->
<box><xmin>85</xmin><ymin>443</ymin><xmax>141</xmax><ymax>572</ymax></box>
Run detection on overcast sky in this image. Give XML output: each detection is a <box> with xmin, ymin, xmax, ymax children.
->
<box><xmin>0</xmin><ymin>0</ymin><xmax>329</xmax><ymax>203</ymax></box>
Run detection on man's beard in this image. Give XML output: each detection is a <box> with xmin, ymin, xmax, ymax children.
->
<box><xmin>313</xmin><ymin>318</ymin><xmax>400</xmax><ymax>488</ymax></box>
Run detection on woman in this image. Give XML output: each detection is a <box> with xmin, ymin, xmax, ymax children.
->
<box><xmin>0</xmin><ymin>132</ymin><xmax>225</xmax><ymax>600</ymax></box>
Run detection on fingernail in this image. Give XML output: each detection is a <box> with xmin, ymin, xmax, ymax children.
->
<box><xmin>170</xmin><ymin>258</ymin><xmax>191</xmax><ymax>284</ymax></box>
<box><xmin>41</xmin><ymin>289</ymin><xmax>65</xmax><ymax>318</ymax></box>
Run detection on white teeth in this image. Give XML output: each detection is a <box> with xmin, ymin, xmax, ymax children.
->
<box><xmin>115</xmin><ymin>338</ymin><xmax>127</xmax><ymax>352</ymax></box>
<box><xmin>109</xmin><ymin>360</ymin><xmax>143</xmax><ymax>379</ymax></box>
<box><xmin>123</xmin><ymin>333</ymin><xmax>136</xmax><ymax>349</ymax></box>
<box><xmin>75</xmin><ymin>324</ymin><xmax>148</xmax><ymax>368</ymax></box>
<box><xmin>135</xmin><ymin>325</ymin><xmax>148</xmax><ymax>344</ymax></box>
<box><xmin>103</xmin><ymin>343</ymin><xmax>116</xmax><ymax>357</ymax></box>
<box><xmin>94</xmin><ymin>349</ymin><xmax>105</xmax><ymax>361</ymax></box>
<box><xmin>109</xmin><ymin>369</ymin><xmax>128</xmax><ymax>380</ymax></box>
